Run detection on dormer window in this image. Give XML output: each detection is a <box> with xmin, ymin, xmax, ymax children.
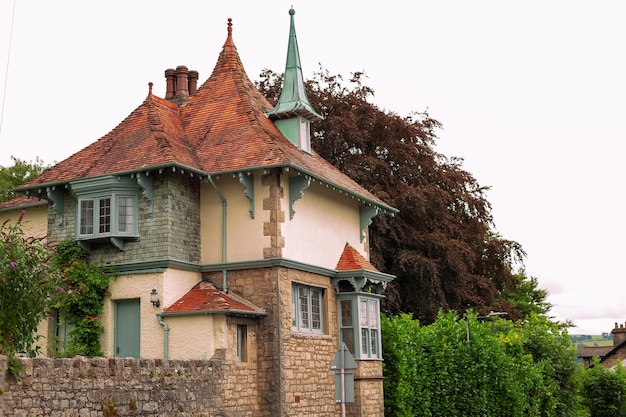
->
<box><xmin>71</xmin><ymin>176</ymin><xmax>144</xmax><ymax>250</ymax></box>
<box><xmin>78</xmin><ymin>194</ymin><xmax>137</xmax><ymax>238</ymax></box>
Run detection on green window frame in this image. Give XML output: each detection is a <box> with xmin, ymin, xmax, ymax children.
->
<box><xmin>77</xmin><ymin>194</ymin><xmax>138</xmax><ymax>239</ymax></box>
<box><xmin>338</xmin><ymin>295</ymin><xmax>382</xmax><ymax>359</ymax></box>
<box><xmin>292</xmin><ymin>283</ymin><xmax>324</xmax><ymax>333</ymax></box>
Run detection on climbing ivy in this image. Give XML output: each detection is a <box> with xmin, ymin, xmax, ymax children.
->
<box><xmin>54</xmin><ymin>240</ymin><xmax>114</xmax><ymax>357</ymax></box>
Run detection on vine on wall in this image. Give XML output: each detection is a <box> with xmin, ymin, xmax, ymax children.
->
<box><xmin>54</xmin><ymin>240</ymin><xmax>114</xmax><ymax>357</ymax></box>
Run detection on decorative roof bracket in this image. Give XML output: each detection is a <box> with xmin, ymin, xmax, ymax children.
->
<box><xmin>136</xmin><ymin>172</ymin><xmax>154</xmax><ymax>218</ymax></box>
<box><xmin>359</xmin><ymin>205</ymin><xmax>379</xmax><ymax>243</ymax></box>
<box><xmin>46</xmin><ymin>186</ymin><xmax>64</xmax><ymax>228</ymax></box>
<box><xmin>239</xmin><ymin>173</ymin><xmax>255</xmax><ymax>219</ymax></box>
<box><xmin>289</xmin><ymin>175</ymin><xmax>310</xmax><ymax>219</ymax></box>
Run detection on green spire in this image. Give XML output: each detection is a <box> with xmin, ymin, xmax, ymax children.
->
<box><xmin>267</xmin><ymin>8</ymin><xmax>323</xmax><ymax>122</ymax></box>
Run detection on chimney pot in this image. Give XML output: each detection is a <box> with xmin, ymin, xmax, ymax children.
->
<box><xmin>165</xmin><ymin>68</ymin><xmax>176</xmax><ymax>99</ymax></box>
<box><xmin>175</xmin><ymin>65</ymin><xmax>189</xmax><ymax>98</ymax></box>
<box><xmin>189</xmin><ymin>70</ymin><xmax>199</xmax><ymax>95</ymax></box>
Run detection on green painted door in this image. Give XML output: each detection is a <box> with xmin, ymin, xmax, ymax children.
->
<box><xmin>115</xmin><ymin>299</ymin><xmax>140</xmax><ymax>358</ymax></box>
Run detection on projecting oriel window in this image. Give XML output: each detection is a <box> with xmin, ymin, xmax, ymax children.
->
<box><xmin>77</xmin><ymin>195</ymin><xmax>137</xmax><ymax>239</ymax></box>
<box><xmin>337</xmin><ymin>294</ymin><xmax>382</xmax><ymax>360</ymax></box>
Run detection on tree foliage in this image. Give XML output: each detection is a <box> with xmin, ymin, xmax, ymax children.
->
<box><xmin>0</xmin><ymin>156</ymin><xmax>48</xmax><ymax>202</ymax></box>
<box><xmin>257</xmin><ymin>68</ymin><xmax>525</xmax><ymax>324</ymax></box>
<box><xmin>581</xmin><ymin>358</ymin><xmax>626</xmax><ymax>417</ymax></box>
<box><xmin>0</xmin><ymin>213</ymin><xmax>61</xmax><ymax>357</ymax></box>
<box><xmin>382</xmin><ymin>312</ymin><xmax>583</xmax><ymax>417</ymax></box>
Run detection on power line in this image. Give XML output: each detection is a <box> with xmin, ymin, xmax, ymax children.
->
<box><xmin>0</xmin><ymin>0</ymin><xmax>17</xmax><ymax>136</ymax></box>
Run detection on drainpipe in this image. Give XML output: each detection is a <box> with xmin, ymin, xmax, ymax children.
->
<box><xmin>156</xmin><ymin>313</ymin><xmax>169</xmax><ymax>359</ymax></box>
<box><xmin>207</xmin><ymin>175</ymin><xmax>228</xmax><ymax>293</ymax></box>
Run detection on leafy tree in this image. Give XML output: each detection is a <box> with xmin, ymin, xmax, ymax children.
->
<box><xmin>258</xmin><ymin>68</ymin><xmax>525</xmax><ymax>324</ymax></box>
<box><xmin>0</xmin><ymin>156</ymin><xmax>48</xmax><ymax>202</ymax></box>
<box><xmin>0</xmin><ymin>212</ymin><xmax>61</xmax><ymax>358</ymax></box>
<box><xmin>503</xmin><ymin>268</ymin><xmax>552</xmax><ymax>319</ymax></box>
<box><xmin>581</xmin><ymin>358</ymin><xmax>626</xmax><ymax>417</ymax></box>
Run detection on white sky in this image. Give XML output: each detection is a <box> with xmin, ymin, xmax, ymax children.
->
<box><xmin>1</xmin><ymin>1</ymin><xmax>624</xmax><ymax>335</ymax></box>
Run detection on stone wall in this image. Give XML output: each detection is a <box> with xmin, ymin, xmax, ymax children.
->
<box><xmin>0</xmin><ymin>355</ymin><xmax>226</xmax><ymax>417</ymax></box>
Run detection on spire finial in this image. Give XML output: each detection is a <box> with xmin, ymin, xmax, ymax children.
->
<box><xmin>223</xmin><ymin>18</ymin><xmax>235</xmax><ymax>48</ymax></box>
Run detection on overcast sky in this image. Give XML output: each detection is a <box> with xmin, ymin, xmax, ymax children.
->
<box><xmin>1</xmin><ymin>1</ymin><xmax>624</xmax><ymax>335</ymax></box>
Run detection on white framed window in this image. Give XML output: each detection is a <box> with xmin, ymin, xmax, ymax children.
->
<box><xmin>292</xmin><ymin>283</ymin><xmax>324</xmax><ymax>333</ymax></box>
<box><xmin>77</xmin><ymin>194</ymin><xmax>137</xmax><ymax>239</ymax></box>
<box><xmin>359</xmin><ymin>298</ymin><xmax>380</xmax><ymax>359</ymax></box>
<box><xmin>338</xmin><ymin>295</ymin><xmax>382</xmax><ymax>359</ymax></box>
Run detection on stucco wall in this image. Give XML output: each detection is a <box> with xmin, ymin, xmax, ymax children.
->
<box><xmin>282</xmin><ymin>177</ymin><xmax>367</xmax><ymax>269</ymax></box>
<box><xmin>0</xmin><ymin>204</ymin><xmax>48</xmax><ymax>240</ymax></box>
<box><xmin>200</xmin><ymin>174</ymin><xmax>269</xmax><ymax>264</ymax></box>
<box><xmin>101</xmin><ymin>267</ymin><xmax>201</xmax><ymax>359</ymax></box>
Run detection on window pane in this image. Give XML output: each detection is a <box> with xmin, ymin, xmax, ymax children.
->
<box><xmin>99</xmin><ymin>198</ymin><xmax>111</xmax><ymax>233</ymax></box>
<box><xmin>361</xmin><ymin>328</ymin><xmax>368</xmax><ymax>354</ymax></box>
<box><xmin>80</xmin><ymin>200</ymin><xmax>94</xmax><ymax>235</ymax></box>
<box><xmin>311</xmin><ymin>289</ymin><xmax>321</xmax><ymax>330</ymax></box>
<box><xmin>341</xmin><ymin>300</ymin><xmax>352</xmax><ymax>327</ymax></box>
<box><xmin>342</xmin><ymin>328</ymin><xmax>355</xmax><ymax>354</ymax></box>
<box><xmin>370</xmin><ymin>329</ymin><xmax>378</xmax><ymax>356</ymax></box>
<box><xmin>292</xmin><ymin>289</ymin><xmax>298</xmax><ymax>328</ymax></box>
<box><xmin>118</xmin><ymin>197</ymin><xmax>134</xmax><ymax>233</ymax></box>
<box><xmin>359</xmin><ymin>299</ymin><xmax>368</xmax><ymax>327</ymax></box>
<box><xmin>369</xmin><ymin>301</ymin><xmax>378</xmax><ymax>328</ymax></box>
<box><xmin>299</xmin><ymin>287</ymin><xmax>309</xmax><ymax>329</ymax></box>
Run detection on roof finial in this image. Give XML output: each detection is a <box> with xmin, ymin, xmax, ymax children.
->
<box><xmin>223</xmin><ymin>18</ymin><xmax>235</xmax><ymax>48</ymax></box>
<box><xmin>148</xmin><ymin>82</ymin><xmax>154</xmax><ymax>98</ymax></box>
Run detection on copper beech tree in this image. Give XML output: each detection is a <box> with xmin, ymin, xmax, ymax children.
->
<box><xmin>258</xmin><ymin>68</ymin><xmax>525</xmax><ymax>324</ymax></box>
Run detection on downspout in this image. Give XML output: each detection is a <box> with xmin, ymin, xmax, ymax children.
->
<box><xmin>156</xmin><ymin>313</ymin><xmax>169</xmax><ymax>359</ymax></box>
<box><xmin>207</xmin><ymin>175</ymin><xmax>228</xmax><ymax>293</ymax></box>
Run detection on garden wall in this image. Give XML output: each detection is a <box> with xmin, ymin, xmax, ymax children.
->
<box><xmin>0</xmin><ymin>355</ymin><xmax>227</xmax><ymax>416</ymax></box>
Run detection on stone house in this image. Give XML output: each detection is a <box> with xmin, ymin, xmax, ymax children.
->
<box><xmin>578</xmin><ymin>322</ymin><xmax>626</xmax><ymax>370</ymax></box>
<box><xmin>4</xmin><ymin>8</ymin><xmax>396</xmax><ymax>416</ymax></box>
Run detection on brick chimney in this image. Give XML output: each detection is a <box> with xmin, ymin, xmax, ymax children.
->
<box><xmin>164</xmin><ymin>66</ymin><xmax>198</xmax><ymax>104</ymax></box>
<box><xmin>611</xmin><ymin>322</ymin><xmax>626</xmax><ymax>346</ymax></box>
<box><xmin>165</xmin><ymin>68</ymin><xmax>176</xmax><ymax>99</ymax></box>
<box><xmin>189</xmin><ymin>70</ymin><xmax>199</xmax><ymax>95</ymax></box>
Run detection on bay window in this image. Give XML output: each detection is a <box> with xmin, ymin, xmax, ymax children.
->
<box><xmin>337</xmin><ymin>294</ymin><xmax>382</xmax><ymax>359</ymax></box>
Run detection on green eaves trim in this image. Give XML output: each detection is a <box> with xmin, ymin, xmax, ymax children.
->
<box><xmin>160</xmin><ymin>309</ymin><xmax>267</xmax><ymax>318</ymax></box>
<box><xmin>15</xmin><ymin>161</ymin><xmax>397</xmax><ymax>215</ymax></box>
<box><xmin>106</xmin><ymin>257</ymin><xmax>369</xmax><ymax>279</ymax></box>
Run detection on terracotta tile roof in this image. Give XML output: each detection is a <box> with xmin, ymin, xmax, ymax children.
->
<box><xmin>335</xmin><ymin>243</ymin><xmax>379</xmax><ymax>272</ymax></box>
<box><xmin>17</xmin><ymin>19</ymin><xmax>394</xmax><ymax>213</ymax></box>
<box><xmin>163</xmin><ymin>281</ymin><xmax>265</xmax><ymax>317</ymax></box>
<box><xmin>0</xmin><ymin>195</ymin><xmax>47</xmax><ymax>211</ymax></box>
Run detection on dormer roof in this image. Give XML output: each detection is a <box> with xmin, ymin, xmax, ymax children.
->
<box><xmin>17</xmin><ymin>15</ymin><xmax>396</xmax><ymax>214</ymax></box>
<box><xmin>336</xmin><ymin>243</ymin><xmax>379</xmax><ymax>272</ymax></box>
